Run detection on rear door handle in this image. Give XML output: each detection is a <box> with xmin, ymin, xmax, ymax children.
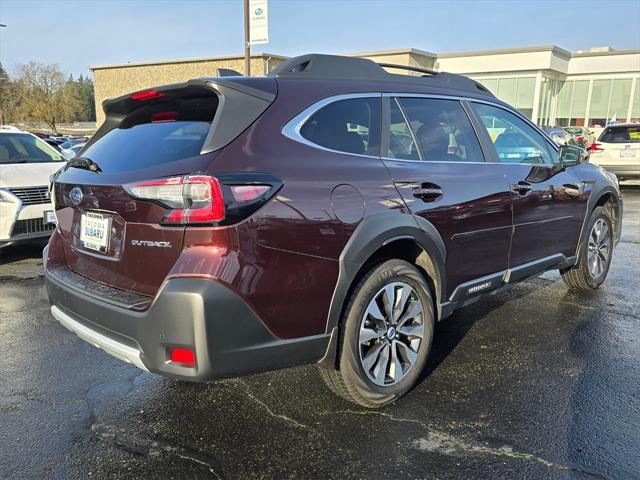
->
<box><xmin>512</xmin><ymin>181</ymin><xmax>532</xmax><ymax>195</ymax></box>
<box><xmin>412</xmin><ymin>184</ymin><xmax>443</xmax><ymax>201</ymax></box>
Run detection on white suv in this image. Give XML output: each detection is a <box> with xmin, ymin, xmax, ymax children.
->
<box><xmin>588</xmin><ymin>123</ymin><xmax>640</xmax><ymax>180</ymax></box>
<box><xmin>0</xmin><ymin>126</ymin><xmax>65</xmax><ymax>247</ymax></box>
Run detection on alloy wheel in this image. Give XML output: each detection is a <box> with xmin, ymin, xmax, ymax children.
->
<box><xmin>358</xmin><ymin>282</ymin><xmax>424</xmax><ymax>386</ymax></box>
<box><xmin>587</xmin><ymin>218</ymin><xmax>610</xmax><ymax>279</ymax></box>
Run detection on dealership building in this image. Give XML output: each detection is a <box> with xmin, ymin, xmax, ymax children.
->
<box><xmin>91</xmin><ymin>44</ymin><xmax>640</xmax><ymax>128</ymax></box>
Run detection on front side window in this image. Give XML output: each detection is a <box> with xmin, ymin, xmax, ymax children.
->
<box><xmin>471</xmin><ymin>103</ymin><xmax>557</xmax><ymax>165</ymax></box>
<box><xmin>0</xmin><ymin>133</ymin><xmax>64</xmax><ymax>164</ymax></box>
<box><xmin>395</xmin><ymin>97</ymin><xmax>484</xmax><ymax>162</ymax></box>
<box><xmin>300</xmin><ymin>97</ymin><xmax>381</xmax><ymax>156</ymax></box>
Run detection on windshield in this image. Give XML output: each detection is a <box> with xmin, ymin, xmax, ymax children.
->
<box><xmin>0</xmin><ymin>133</ymin><xmax>65</xmax><ymax>164</ymax></box>
<box><xmin>599</xmin><ymin>125</ymin><xmax>640</xmax><ymax>144</ymax></box>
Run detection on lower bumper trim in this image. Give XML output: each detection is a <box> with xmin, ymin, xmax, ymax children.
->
<box><xmin>51</xmin><ymin>305</ymin><xmax>148</xmax><ymax>371</ymax></box>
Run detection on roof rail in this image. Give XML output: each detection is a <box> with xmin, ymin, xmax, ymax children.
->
<box><xmin>269</xmin><ymin>54</ymin><xmax>494</xmax><ymax>97</ymax></box>
<box><xmin>377</xmin><ymin>63</ymin><xmax>437</xmax><ymax>76</ymax></box>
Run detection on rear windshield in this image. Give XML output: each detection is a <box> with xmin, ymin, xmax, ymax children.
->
<box><xmin>564</xmin><ymin>127</ymin><xmax>582</xmax><ymax>134</ymax></box>
<box><xmin>0</xmin><ymin>133</ymin><xmax>65</xmax><ymax>164</ymax></box>
<box><xmin>81</xmin><ymin>96</ymin><xmax>218</xmax><ymax>172</ymax></box>
<box><xmin>599</xmin><ymin>125</ymin><xmax>640</xmax><ymax>143</ymax></box>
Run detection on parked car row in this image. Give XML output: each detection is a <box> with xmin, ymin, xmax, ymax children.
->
<box><xmin>541</xmin><ymin>126</ymin><xmax>579</xmax><ymax>147</ymax></box>
<box><xmin>0</xmin><ymin>125</ymin><xmax>64</xmax><ymax>247</ymax></box>
<box><xmin>564</xmin><ymin>126</ymin><xmax>596</xmax><ymax>150</ymax></box>
<box><xmin>541</xmin><ymin>123</ymin><xmax>639</xmax><ymax>180</ymax></box>
<box><xmin>30</xmin><ymin>131</ymin><xmax>90</xmax><ymax>159</ymax></box>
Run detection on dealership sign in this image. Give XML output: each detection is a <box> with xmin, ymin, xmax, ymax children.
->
<box><xmin>249</xmin><ymin>0</ymin><xmax>269</xmax><ymax>45</ymax></box>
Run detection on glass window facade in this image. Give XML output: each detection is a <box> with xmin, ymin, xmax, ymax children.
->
<box><xmin>632</xmin><ymin>82</ymin><xmax>640</xmax><ymax>122</ymax></box>
<box><xmin>608</xmin><ymin>79</ymin><xmax>632</xmax><ymax>122</ymax></box>
<box><xmin>515</xmin><ymin>78</ymin><xmax>535</xmax><ymax>119</ymax></box>
<box><xmin>589</xmin><ymin>79</ymin><xmax>612</xmax><ymax>128</ymax></box>
<box><xmin>475</xmin><ymin>77</ymin><xmax>536</xmax><ymax>119</ymax></box>
<box><xmin>473</xmin><ymin>75</ymin><xmax>639</xmax><ymax>128</ymax></box>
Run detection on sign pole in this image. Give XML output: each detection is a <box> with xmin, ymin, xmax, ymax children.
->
<box><xmin>244</xmin><ymin>0</ymin><xmax>251</xmax><ymax>76</ymax></box>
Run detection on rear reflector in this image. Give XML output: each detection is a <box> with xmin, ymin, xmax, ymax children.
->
<box><xmin>169</xmin><ymin>348</ymin><xmax>196</xmax><ymax>367</ymax></box>
<box><xmin>132</xmin><ymin>89</ymin><xmax>165</xmax><ymax>101</ymax></box>
<box><xmin>230</xmin><ymin>185</ymin><xmax>270</xmax><ymax>202</ymax></box>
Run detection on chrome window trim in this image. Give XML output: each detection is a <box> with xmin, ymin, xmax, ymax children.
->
<box><xmin>281</xmin><ymin>91</ymin><xmax>559</xmax><ymax>163</ymax></box>
<box><xmin>281</xmin><ymin>92</ymin><xmax>383</xmax><ymax>159</ymax></box>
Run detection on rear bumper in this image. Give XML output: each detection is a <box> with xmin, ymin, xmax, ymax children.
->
<box><xmin>44</xmin><ymin>247</ymin><xmax>330</xmax><ymax>381</ymax></box>
<box><xmin>52</xmin><ymin>305</ymin><xmax>148</xmax><ymax>370</ymax></box>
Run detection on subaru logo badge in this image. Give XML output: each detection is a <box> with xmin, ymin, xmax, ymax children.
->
<box><xmin>70</xmin><ymin>187</ymin><xmax>83</xmax><ymax>205</ymax></box>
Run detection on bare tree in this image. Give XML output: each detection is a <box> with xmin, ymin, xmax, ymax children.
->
<box><xmin>15</xmin><ymin>62</ymin><xmax>79</xmax><ymax>132</ymax></box>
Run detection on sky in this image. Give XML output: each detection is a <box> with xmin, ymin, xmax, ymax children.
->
<box><xmin>1</xmin><ymin>0</ymin><xmax>639</xmax><ymax>78</ymax></box>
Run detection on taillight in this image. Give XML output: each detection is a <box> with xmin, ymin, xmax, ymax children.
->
<box><xmin>575</xmin><ymin>136</ymin><xmax>583</xmax><ymax>142</ymax></box>
<box><xmin>124</xmin><ymin>173</ymin><xmax>284</xmax><ymax>226</ymax></box>
<box><xmin>588</xmin><ymin>143</ymin><xmax>604</xmax><ymax>152</ymax></box>
<box><xmin>124</xmin><ymin>175</ymin><xmax>225</xmax><ymax>225</ymax></box>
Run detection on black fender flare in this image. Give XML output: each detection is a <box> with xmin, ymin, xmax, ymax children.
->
<box><xmin>324</xmin><ymin>212</ymin><xmax>447</xmax><ymax>336</ymax></box>
<box><xmin>575</xmin><ymin>177</ymin><xmax>623</xmax><ymax>257</ymax></box>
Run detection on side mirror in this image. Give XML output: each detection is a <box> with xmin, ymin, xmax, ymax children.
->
<box><xmin>559</xmin><ymin>144</ymin><xmax>586</xmax><ymax>167</ymax></box>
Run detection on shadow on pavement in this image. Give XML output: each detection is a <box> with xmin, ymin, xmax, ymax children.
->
<box><xmin>0</xmin><ymin>241</ymin><xmax>48</xmax><ymax>265</ymax></box>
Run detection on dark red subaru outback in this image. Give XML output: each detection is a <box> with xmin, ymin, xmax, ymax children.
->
<box><xmin>45</xmin><ymin>55</ymin><xmax>622</xmax><ymax>407</ymax></box>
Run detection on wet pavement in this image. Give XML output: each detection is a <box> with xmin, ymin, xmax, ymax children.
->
<box><xmin>1</xmin><ymin>185</ymin><xmax>639</xmax><ymax>480</ymax></box>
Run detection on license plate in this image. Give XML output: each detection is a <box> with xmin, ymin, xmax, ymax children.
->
<box><xmin>620</xmin><ymin>149</ymin><xmax>637</xmax><ymax>157</ymax></box>
<box><xmin>44</xmin><ymin>210</ymin><xmax>56</xmax><ymax>225</ymax></box>
<box><xmin>80</xmin><ymin>212</ymin><xmax>110</xmax><ymax>253</ymax></box>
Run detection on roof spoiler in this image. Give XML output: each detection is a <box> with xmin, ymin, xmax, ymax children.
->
<box><xmin>86</xmin><ymin>77</ymin><xmax>277</xmax><ymax>154</ymax></box>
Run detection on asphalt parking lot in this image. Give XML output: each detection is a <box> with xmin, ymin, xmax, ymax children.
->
<box><xmin>1</xmin><ymin>185</ymin><xmax>639</xmax><ymax>480</ymax></box>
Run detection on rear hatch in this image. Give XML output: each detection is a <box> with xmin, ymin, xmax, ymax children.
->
<box><xmin>52</xmin><ymin>78</ymin><xmax>276</xmax><ymax>297</ymax></box>
<box><xmin>591</xmin><ymin>124</ymin><xmax>640</xmax><ymax>165</ymax></box>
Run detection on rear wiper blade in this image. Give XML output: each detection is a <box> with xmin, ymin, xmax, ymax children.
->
<box><xmin>67</xmin><ymin>156</ymin><xmax>102</xmax><ymax>173</ymax></box>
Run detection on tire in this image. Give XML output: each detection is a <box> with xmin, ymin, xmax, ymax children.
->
<box><xmin>561</xmin><ymin>206</ymin><xmax>614</xmax><ymax>290</ymax></box>
<box><xmin>319</xmin><ymin>259</ymin><xmax>434</xmax><ymax>408</ymax></box>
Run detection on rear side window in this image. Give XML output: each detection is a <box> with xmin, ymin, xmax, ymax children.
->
<box><xmin>300</xmin><ymin>97</ymin><xmax>381</xmax><ymax>156</ymax></box>
<box><xmin>599</xmin><ymin>125</ymin><xmax>640</xmax><ymax>143</ymax></box>
<box><xmin>395</xmin><ymin>97</ymin><xmax>484</xmax><ymax>162</ymax></box>
<box><xmin>81</xmin><ymin>96</ymin><xmax>218</xmax><ymax>172</ymax></box>
<box><xmin>471</xmin><ymin>102</ymin><xmax>557</xmax><ymax>165</ymax></box>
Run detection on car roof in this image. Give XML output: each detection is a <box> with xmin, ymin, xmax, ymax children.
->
<box><xmin>269</xmin><ymin>54</ymin><xmax>496</xmax><ymax>100</ymax></box>
<box><xmin>0</xmin><ymin>125</ymin><xmax>26</xmax><ymax>133</ymax></box>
